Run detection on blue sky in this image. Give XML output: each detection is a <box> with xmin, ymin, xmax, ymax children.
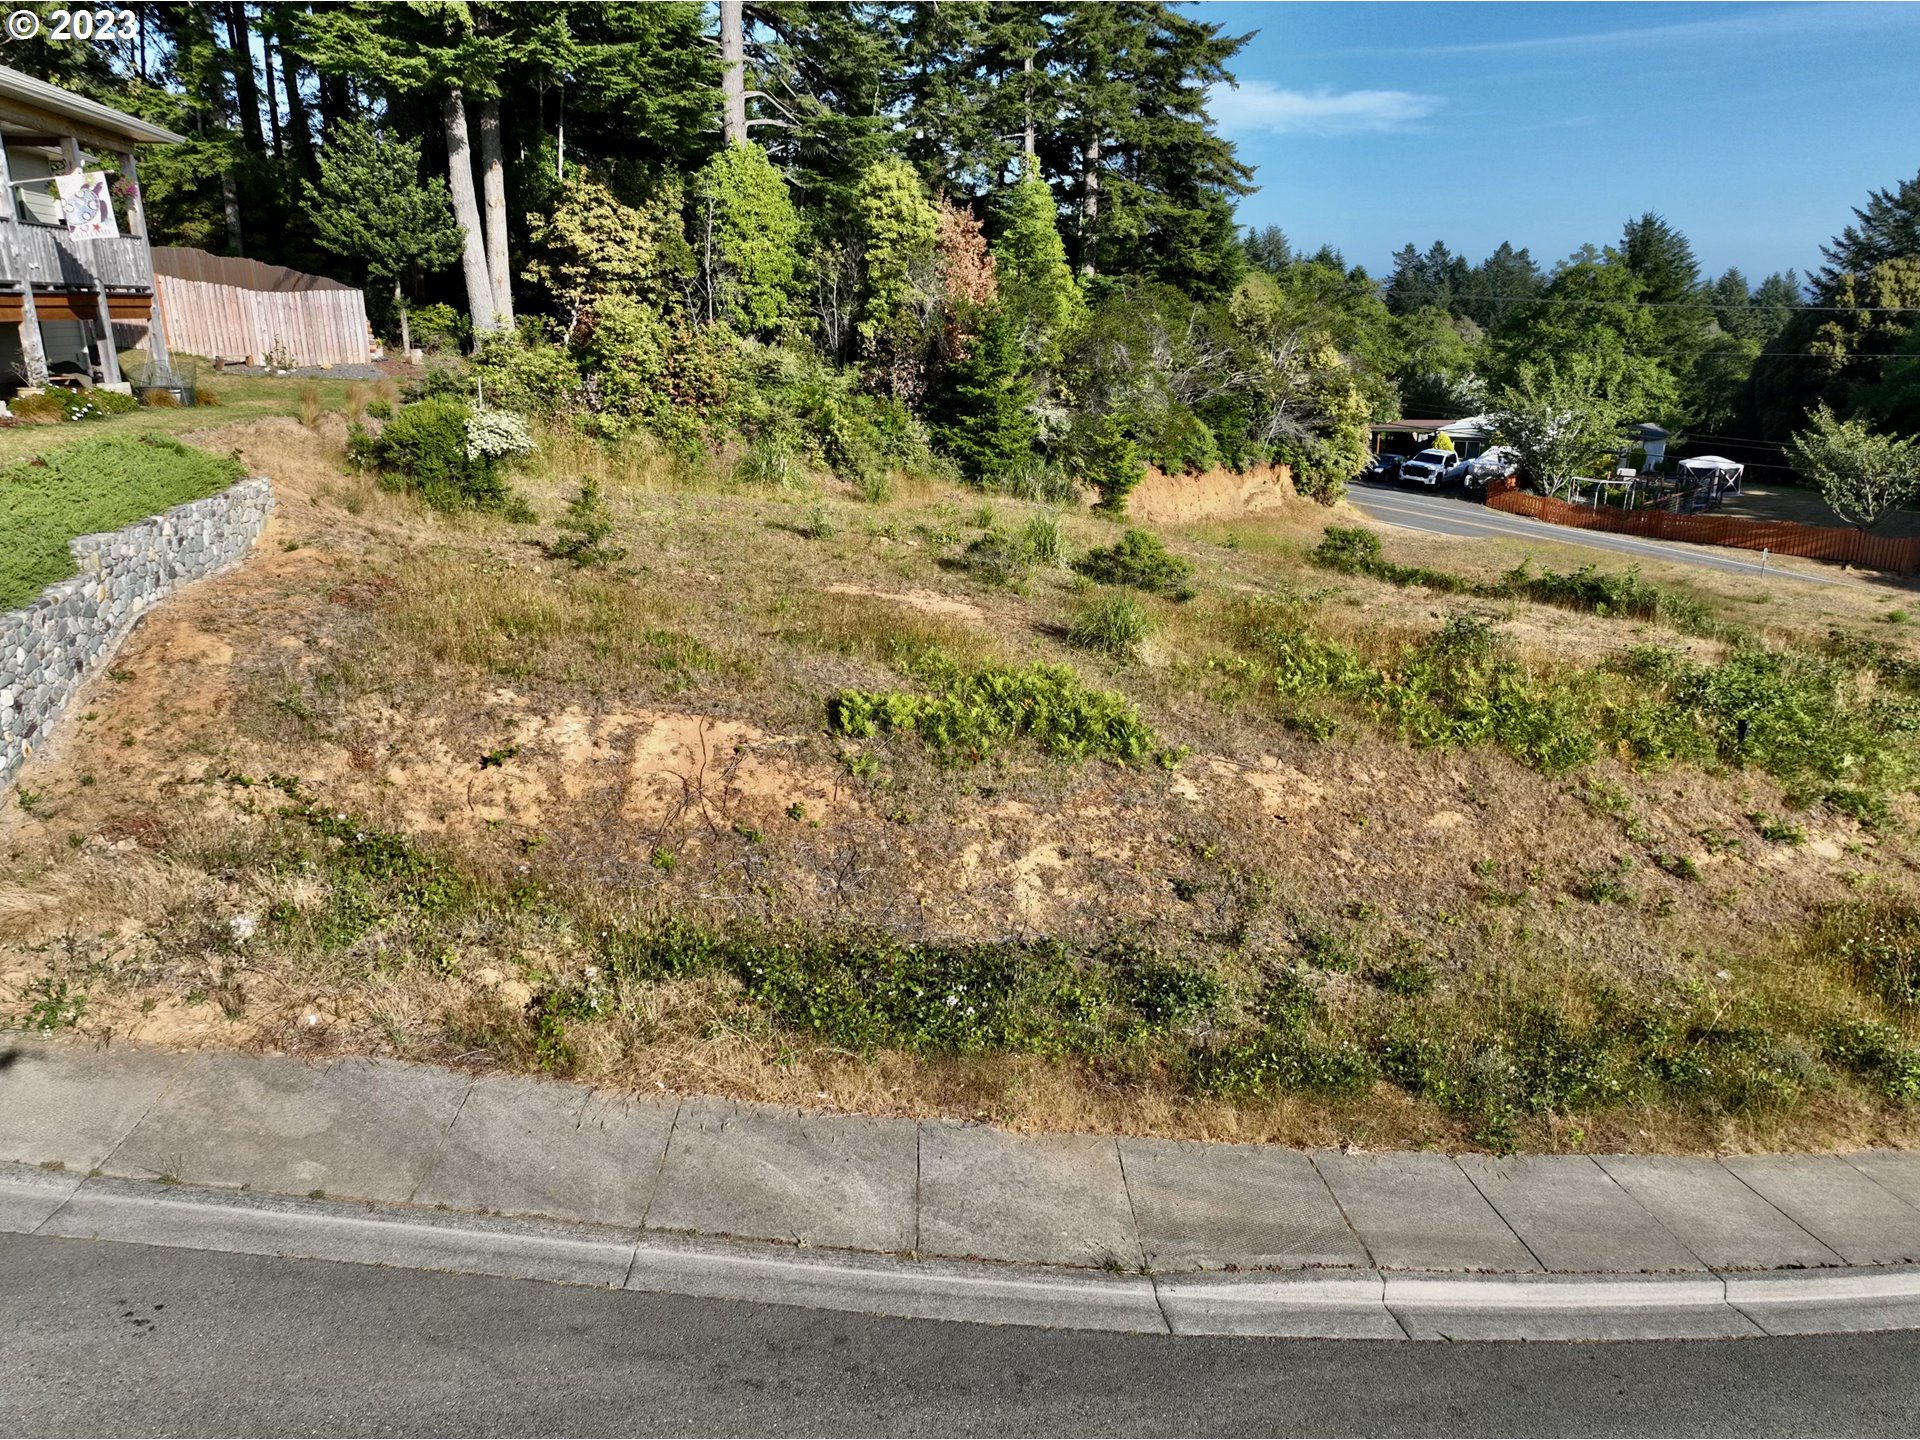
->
<box><xmin>1196</xmin><ymin>1</ymin><xmax>1920</xmax><ymax>286</ymax></box>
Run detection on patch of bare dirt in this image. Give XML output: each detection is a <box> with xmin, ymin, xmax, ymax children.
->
<box><xmin>822</xmin><ymin>582</ymin><xmax>986</xmax><ymax>623</ymax></box>
<box><xmin>1128</xmin><ymin>463</ymin><xmax>1297</xmax><ymax>524</ymax></box>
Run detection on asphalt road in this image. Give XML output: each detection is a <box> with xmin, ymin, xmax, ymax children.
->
<box><xmin>7</xmin><ymin>1233</ymin><xmax>1920</xmax><ymax>1437</ymax></box>
<box><xmin>1346</xmin><ymin>481</ymin><xmax>1847</xmax><ymax>586</ymax></box>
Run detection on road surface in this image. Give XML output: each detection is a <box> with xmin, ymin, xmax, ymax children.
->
<box><xmin>6</xmin><ymin>1231</ymin><xmax>1920</xmax><ymax>1437</ymax></box>
<box><xmin>1347</xmin><ymin>482</ymin><xmax>1849</xmax><ymax>586</ymax></box>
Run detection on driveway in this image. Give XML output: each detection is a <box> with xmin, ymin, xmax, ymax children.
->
<box><xmin>1347</xmin><ymin>482</ymin><xmax>1854</xmax><ymax>587</ymax></box>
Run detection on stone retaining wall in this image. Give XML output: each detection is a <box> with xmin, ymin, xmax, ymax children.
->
<box><xmin>1</xmin><ymin>477</ymin><xmax>274</xmax><ymax>792</ymax></box>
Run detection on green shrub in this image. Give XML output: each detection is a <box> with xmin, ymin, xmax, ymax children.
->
<box><xmin>828</xmin><ymin>662</ymin><xmax>1157</xmax><ymax>764</ymax></box>
<box><xmin>1068</xmin><ymin>593</ymin><xmax>1153</xmax><ymax>659</ymax></box>
<box><xmin>474</xmin><ymin>335</ymin><xmax>583</xmax><ymax>415</ymax></box>
<box><xmin>1309</xmin><ymin>525</ymin><xmax>1468</xmax><ymax>592</ymax></box>
<box><xmin>1823</xmin><ymin>1020</ymin><xmax>1920</xmax><ymax>1101</ymax></box>
<box><xmin>956</xmin><ymin>527</ymin><xmax>1031</xmax><ymax>586</ymax></box>
<box><xmin>1831</xmin><ymin>905</ymin><xmax>1920</xmax><ymax>1010</ymax></box>
<box><xmin>409</xmin><ymin>302</ymin><xmax>468</xmax><ymax>354</ymax></box>
<box><xmin>1145</xmin><ymin>404</ymin><xmax>1220</xmax><ymax>475</ymax></box>
<box><xmin>359</xmin><ymin>397</ymin><xmax>518</xmax><ymax>513</ymax></box>
<box><xmin>1308</xmin><ymin>529</ymin><xmax>1724</xmax><ymax>635</ymax></box>
<box><xmin>1073</xmin><ymin>528</ymin><xmax>1195</xmax><ymax>599</ymax></box>
<box><xmin>1497</xmin><ymin>560</ymin><xmax>1720</xmax><ymax>636</ymax></box>
<box><xmin>1186</xmin><ymin>1030</ymin><xmax>1379</xmax><ymax>1098</ymax></box>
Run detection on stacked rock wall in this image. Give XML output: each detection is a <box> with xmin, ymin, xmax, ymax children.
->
<box><xmin>1</xmin><ymin>477</ymin><xmax>274</xmax><ymax>791</ymax></box>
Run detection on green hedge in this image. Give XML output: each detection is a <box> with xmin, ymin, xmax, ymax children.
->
<box><xmin>0</xmin><ymin>436</ymin><xmax>245</xmax><ymax>609</ymax></box>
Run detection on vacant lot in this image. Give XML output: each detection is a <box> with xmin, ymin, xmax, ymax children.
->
<box><xmin>4</xmin><ymin>397</ymin><xmax>1920</xmax><ymax>1154</ymax></box>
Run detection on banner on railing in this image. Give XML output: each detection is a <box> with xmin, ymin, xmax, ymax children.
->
<box><xmin>53</xmin><ymin>170</ymin><xmax>117</xmax><ymax>240</ymax></box>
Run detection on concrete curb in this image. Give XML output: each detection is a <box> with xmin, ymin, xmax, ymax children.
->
<box><xmin>17</xmin><ymin>1165</ymin><xmax>1920</xmax><ymax>1342</ymax></box>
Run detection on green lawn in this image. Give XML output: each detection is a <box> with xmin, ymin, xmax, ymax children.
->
<box><xmin>0</xmin><ymin>435</ymin><xmax>247</xmax><ymax>610</ymax></box>
<box><xmin>0</xmin><ymin>374</ymin><xmax>363</xmax><ymax>467</ymax></box>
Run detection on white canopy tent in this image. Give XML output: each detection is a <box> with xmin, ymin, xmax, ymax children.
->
<box><xmin>1677</xmin><ymin>455</ymin><xmax>1743</xmax><ymax>498</ymax></box>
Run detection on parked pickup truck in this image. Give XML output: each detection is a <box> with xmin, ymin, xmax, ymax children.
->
<box><xmin>1399</xmin><ymin>448</ymin><xmax>1457</xmax><ymax>487</ymax></box>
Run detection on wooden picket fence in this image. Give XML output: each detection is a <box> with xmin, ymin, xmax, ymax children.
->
<box><xmin>1486</xmin><ymin>485</ymin><xmax>1920</xmax><ymax>575</ymax></box>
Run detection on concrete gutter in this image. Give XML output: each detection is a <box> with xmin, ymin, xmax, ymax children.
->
<box><xmin>11</xmin><ymin>1035</ymin><xmax>1920</xmax><ymax>1341</ymax></box>
<box><xmin>13</xmin><ymin>1165</ymin><xmax>1920</xmax><ymax>1341</ymax></box>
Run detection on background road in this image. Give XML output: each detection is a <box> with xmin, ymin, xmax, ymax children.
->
<box><xmin>1346</xmin><ymin>483</ymin><xmax>1849</xmax><ymax>586</ymax></box>
<box><xmin>5</xmin><ymin>1232</ymin><xmax>1920</xmax><ymax>1437</ymax></box>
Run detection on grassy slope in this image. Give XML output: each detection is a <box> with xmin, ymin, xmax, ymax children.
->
<box><xmin>0</xmin><ymin>436</ymin><xmax>246</xmax><ymax>609</ymax></box>
<box><xmin>4</xmin><ymin>393</ymin><xmax>1920</xmax><ymax>1154</ymax></box>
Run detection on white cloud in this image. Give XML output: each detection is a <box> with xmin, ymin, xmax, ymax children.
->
<box><xmin>1210</xmin><ymin>81</ymin><xmax>1440</xmax><ymax>137</ymax></box>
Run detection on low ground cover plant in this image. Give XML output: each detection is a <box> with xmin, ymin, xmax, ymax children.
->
<box><xmin>0</xmin><ymin>435</ymin><xmax>244</xmax><ymax>608</ymax></box>
<box><xmin>1310</xmin><ymin>526</ymin><xmax>1722</xmax><ymax>635</ymax></box>
<box><xmin>829</xmin><ymin>660</ymin><xmax>1158</xmax><ymax>763</ymax></box>
<box><xmin>1199</xmin><ymin>590</ymin><xmax>1919</xmax><ymax>805</ymax></box>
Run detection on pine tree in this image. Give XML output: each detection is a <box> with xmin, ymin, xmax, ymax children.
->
<box><xmin>1817</xmin><ymin>168</ymin><xmax>1920</xmax><ymax>298</ymax></box>
<box><xmin>1036</xmin><ymin>2</ymin><xmax>1252</xmax><ymax>292</ymax></box>
<box><xmin>992</xmin><ymin>160</ymin><xmax>1085</xmax><ymax>364</ymax></box>
<box><xmin>1242</xmin><ymin>226</ymin><xmax>1292</xmax><ymax>274</ymax></box>
<box><xmin>930</xmin><ymin>304</ymin><xmax>1040</xmax><ymax>486</ymax></box>
<box><xmin>1458</xmin><ymin>242</ymin><xmax>1543</xmax><ymax>334</ymax></box>
<box><xmin>306</xmin><ymin>119</ymin><xmax>465</xmax><ymax>353</ymax></box>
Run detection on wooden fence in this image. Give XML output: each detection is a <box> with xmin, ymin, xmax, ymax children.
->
<box><xmin>112</xmin><ymin>247</ymin><xmax>372</xmax><ymax>368</ymax></box>
<box><xmin>1486</xmin><ymin>485</ymin><xmax>1920</xmax><ymax>575</ymax></box>
<box><xmin>151</xmin><ymin>271</ymin><xmax>370</xmax><ymax>368</ymax></box>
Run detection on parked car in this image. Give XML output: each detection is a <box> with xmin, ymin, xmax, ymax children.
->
<box><xmin>1456</xmin><ymin>445</ymin><xmax>1519</xmax><ymax>492</ymax></box>
<box><xmin>1363</xmin><ymin>452</ymin><xmax>1407</xmax><ymax>483</ymax></box>
<box><xmin>1399</xmin><ymin>448</ymin><xmax>1457</xmax><ymax>488</ymax></box>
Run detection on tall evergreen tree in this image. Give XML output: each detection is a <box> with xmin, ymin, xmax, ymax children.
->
<box><xmin>992</xmin><ymin>159</ymin><xmax>1085</xmax><ymax>364</ymax></box>
<box><xmin>306</xmin><ymin>119</ymin><xmax>465</xmax><ymax>353</ymax></box>
<box><xmin>1242</xmin><ymin>225</ymin><xmax>1292</xmax><ymax>275</ymax></box>
<box><xmin>1036</xmin><ymin>2</ymin><xmax>1252</xmax><ymax>293</ymax></box>
<box><xmin>1458</xmin><ymin>241</ymin><xmax>1543</xmax><ymax>334</ymax></box>
<box><xmin>1817</xmin><ymin>168</ymin><xmax>1920</xmax><ymax>298</ymax></box>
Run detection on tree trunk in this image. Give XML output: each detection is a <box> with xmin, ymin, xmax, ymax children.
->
<box><xmin>277</xmin><ymin>13</ymin><xmax>315</xmax><ymax>178</ymax></box>
<box><xmin>317</xmin><ymin>71</ymin><xmax>348</xmax><ymax>140</ymax></box>
<box><xmin>1079</xmin><ymin>132</ymin><xmax>1100</xmax><ymax>277</ymax></box>
<box><xmin>224</xmin><ymin>3</ymin><xmax>266</xmax><ymax>153</ymax></box>
<box><xmin>395</xmin><ymin>280</ymin><xmax>411</xmax><ymax>357</ymax></box>
<box><xmin>475</xmin><ymin>97</ymin><xmax>515</xmax><ymax>330</ymax></box>
<box><xmin>1022</xmin><ymin>54</ymin><xmax>1035</xmax><ymax>159</ymax></box>
<box><xmin>720</xmin><ymin>0</ymin><xmax>747</xmax><ymax>144</ymax></box>
<box><xmin>263</xmin><ymin>28</ymin><xmax>281</xmax><ymax>158</ymax></box>
<box><xmin>443</xmin><ymin>87</ymin><xmax>499</xmax><ymax>337</ymax></box>
<box><xmin>221</xmin><ymin>169</ymin><xmax>245</xmax><ymax>255</ymax></box>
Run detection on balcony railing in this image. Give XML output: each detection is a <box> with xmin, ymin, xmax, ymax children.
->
<box><xmin>0</xmin><ymin>220</ymin><xmax>151</xmax><ymax>291</ymax></box>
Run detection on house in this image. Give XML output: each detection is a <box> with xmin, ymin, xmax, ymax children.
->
<box><xmin>0</xmin><ymin>64</ymin><xmax>182</xmax><ymax>391</ymax></box>
<box><xmin>1368</xmin><ymin>415</ymin><xmax>1495</xmax><ymax>461</ymax></box>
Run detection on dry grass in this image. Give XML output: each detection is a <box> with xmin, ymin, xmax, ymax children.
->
<box><xmin>4</xmin><ymin>400</ymin><xmax>1920</xmax><ymax>1154</ymax></box>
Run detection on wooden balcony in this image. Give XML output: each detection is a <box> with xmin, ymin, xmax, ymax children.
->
<box><xmin>0</xmin><ymin>218</ymin><xmax>151</xmax><ymax>291</ymax></box>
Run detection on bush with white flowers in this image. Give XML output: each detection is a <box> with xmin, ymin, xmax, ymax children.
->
<box><xmin>466</xmin><ymin>406</ymin><xmax>536</xmax><ymax>464</ymax></box>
